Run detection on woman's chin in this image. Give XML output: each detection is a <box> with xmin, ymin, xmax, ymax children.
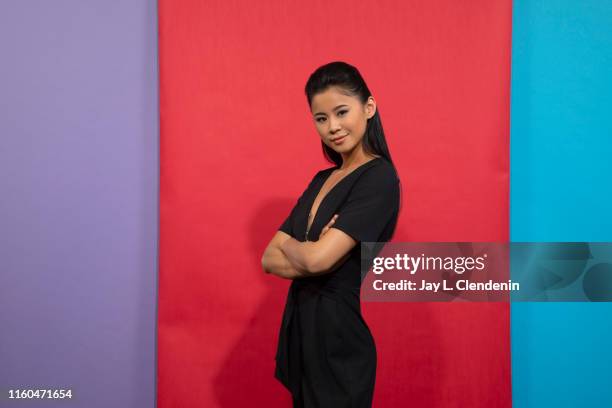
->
<box><xmin>327</xmin><ymin>142</ymin><xmax>354</xmax><ymax>154</ymax></box>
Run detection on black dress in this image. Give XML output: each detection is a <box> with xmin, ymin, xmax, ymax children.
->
<box><xmin>275</xmin><ymin>157</ymin><xmax>400</xmax><ymax>408</ymax></box>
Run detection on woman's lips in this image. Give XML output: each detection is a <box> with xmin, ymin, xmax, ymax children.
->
<box><xmin>332</xmin><ymin>134</ymin><xmax>348</xmax><ymax>145</ymax></box>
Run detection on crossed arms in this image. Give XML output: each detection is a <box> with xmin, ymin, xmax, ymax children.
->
<box><xmin>261</xmin><ymin>215</ymin><xmax>357</xmax><ymax>280</ymax></box>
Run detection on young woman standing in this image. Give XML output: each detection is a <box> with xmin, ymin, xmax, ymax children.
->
<box><xmin>262</xmin><ymin>61</ymin><xmax>401</xmax><ymax>408</ymax></box>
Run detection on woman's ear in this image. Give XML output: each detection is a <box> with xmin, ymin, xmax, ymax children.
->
<box><xmin>365</xmin><ymin>96</ymin><xmax>376</xmax><ymax>119</ymax></box>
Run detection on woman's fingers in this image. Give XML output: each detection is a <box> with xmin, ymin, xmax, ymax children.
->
<box><xmin>325</xmin><ymin>214</ymin><xmax>339</xmax><ymax>229</ymax></box>
<box><xmin>319</xmin><ymin>214</ymin><xmax>339</xmax><ymax>237</ymax></box>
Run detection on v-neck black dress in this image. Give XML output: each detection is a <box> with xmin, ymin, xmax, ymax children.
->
<box><xmin>275</xmin><ymin>157</ymin><xmax>400</xmax><ymax>408</ymax></box>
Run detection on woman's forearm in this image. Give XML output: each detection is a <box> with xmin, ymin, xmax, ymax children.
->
<box><xmin>281</xmin><ymin>237</ymin><xmax>321</xmax><ymax>274</ymax></box>
<box><xmin>280</xmin><ymin>235</ymin><xmax>352</xmax><ymax>275</ymax></box>
<box><xmin>262</xmin><ymin>245</ymin><xmax>310</xmax><ymax>279</ymax></box>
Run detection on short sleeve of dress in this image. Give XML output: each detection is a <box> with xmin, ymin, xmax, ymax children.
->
<box><xmin>331</xmin><ymin>163</ymin><xmax>400</xmax><ymax>243</ymax></box>
<box><xmin>278</xmin><ymin>201</ymin><xmax>299</xmax><ymax>237</ymax></box>
<box><xmin>278</xmin><ymin>170</ymin><xmax>324</xmax><ymax>238</ymax></box>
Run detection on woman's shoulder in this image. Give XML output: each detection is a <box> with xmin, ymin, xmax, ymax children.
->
<box><xmin>311</xmin><ymin>157</ymin><xmax>398</xmax><ymax>185</ymax></box>
<box><xmin>313</xmin><ymin>164</ymin><xmax>337</xmax><ymax>179</ymax></box>
<box><xmin>302</xmin><ymin>165</ymin><xmax>335</xmax><ymax>189</ymax></box>
<box><xmin>360</xmin><ymin>157</ymin><xmax>399</xmax><ymax>184</ymax></box>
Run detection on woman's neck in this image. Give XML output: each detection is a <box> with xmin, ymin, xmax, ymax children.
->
<box><xmin>339</xmin><ymin>145</ymin><xmax>378</xmax><ymax>171</ymax></box>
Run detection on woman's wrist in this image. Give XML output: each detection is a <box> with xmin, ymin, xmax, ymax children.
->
<box><xmin>280</xmin><ymin>238</ymin><xmax>302</xmax><ymax>266</ymax></box>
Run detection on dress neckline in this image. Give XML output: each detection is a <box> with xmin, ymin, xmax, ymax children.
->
<box><xmin>305</xmin><ymin>156</ymin><xmax>381</xmax><ymax>241</ymax></box>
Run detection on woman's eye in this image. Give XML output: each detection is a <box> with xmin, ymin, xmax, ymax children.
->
<box><xmin>315</xmin><ymin>111</ymin><xmax>346</xmax><ymax>123</ymax></box>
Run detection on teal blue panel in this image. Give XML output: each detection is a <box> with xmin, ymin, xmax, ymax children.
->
<box><xmin>511</xmin><ymin>1</ymin><xmax>612</xmax><ymax>407</ymax></box>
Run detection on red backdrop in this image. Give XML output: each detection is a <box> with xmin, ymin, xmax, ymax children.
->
<box><xmin>158</xmin><ymin>1</ymin><xmax>512</xmax><ymax>406</ymax></box>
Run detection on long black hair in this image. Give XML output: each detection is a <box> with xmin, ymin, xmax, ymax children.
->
<box><xmin>305</xmin><ymin>61</ymin><xmax>395</xmax><ymax>169</ymax></box>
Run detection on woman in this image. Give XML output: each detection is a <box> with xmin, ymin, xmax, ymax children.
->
<box><xmin>261</xmin><ymin>61</ymin><xmax>401</xmax><ymax>407</ymax></box>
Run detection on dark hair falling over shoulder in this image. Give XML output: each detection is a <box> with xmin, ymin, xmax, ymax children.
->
<box><xmin>304</xmin><ymin>61</ymin><xmax>396</xmax><ymax>171</ymax></box>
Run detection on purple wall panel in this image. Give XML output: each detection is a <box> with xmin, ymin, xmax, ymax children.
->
<box><xmin>0</xmin><ymin>2</ymin><xmax>158</xmax><ymax>407</ymax></box>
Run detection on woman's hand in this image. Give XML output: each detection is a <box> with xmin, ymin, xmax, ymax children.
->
<box><xmin>320</xmin><ymin>214</ymin><xmax>351</xmax><ymax>272</ymax></box>
<box><xmin>318</xmin><ymin>214</ymin><xmax>339</xmax><ymax>239</ymax></box>
<box><xmin>281</xmin><ymin>216</ymin><xmax>357</xmax><ymax>275</ymax></box>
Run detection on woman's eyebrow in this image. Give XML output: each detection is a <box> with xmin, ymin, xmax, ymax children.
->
<box><xmin>313</xmin><ymin>104</ymin><xmax>349</xmax><ymax>116</ymax></box>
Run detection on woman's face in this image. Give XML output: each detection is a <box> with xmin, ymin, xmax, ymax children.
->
<box><xmin>310</xmin><ymin>86</ymin><xmax>376</xmax><ymax>156</ymax></box>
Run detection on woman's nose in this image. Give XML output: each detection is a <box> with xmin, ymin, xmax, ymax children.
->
<box><xmin>328</xmin><ymin>118</ymin><xmax>342</xmax><ymax>133</ymax></box>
